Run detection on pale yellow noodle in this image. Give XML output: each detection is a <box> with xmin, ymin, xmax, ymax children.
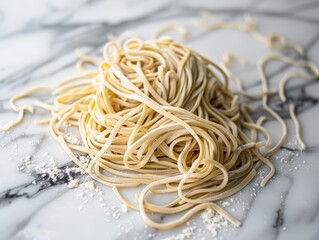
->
<box><xmin>193</xmin><ymin>12</ymin><xmax>304</xmax><ymax>54</ymax></box>
<box><xmin>154</xmin><ymin>24</ymin><xmax>188</xmax><ymax>39</ymax></box>
<box><xmin>1</xmin><ymin>22</ymin><xmax>317</xmax><ymax>230</ymax></box>
<box><xmin>220</xmin><ymin>53</ymin><xmax>277</xmax><ymax>98</ymax></box>
<box><xmin>289</xmin><ymin>104</ymin><xmax>306</xmax><ymax>150</ymax></box>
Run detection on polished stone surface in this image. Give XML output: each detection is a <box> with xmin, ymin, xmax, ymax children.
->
<box><xmin>1</xmin><ymin>0</ymin><xmax>319</xmax><ymax>239</ymax></box>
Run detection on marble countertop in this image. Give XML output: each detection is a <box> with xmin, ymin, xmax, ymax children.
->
<box><xmin>1</xmin><ymin>0</ymin><xmax>319</xmax><ymax>239</ymax></box>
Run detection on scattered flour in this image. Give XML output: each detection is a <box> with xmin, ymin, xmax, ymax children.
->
<box><xmin>201</xmin><ymin>208</ymin><xmax>229</xmax><ymax>237</ymax></box>
<box><xmin>16</xmin><ymin>152</ymin><xmax>84</xmax><ymax>184</ymax></box>
<box><xmin>121</xmin><ymin>204</ymin><xmax>128</xmax><ymax>214</ymax></box>
<box><xmin>75</xmin><ymin>179</ymin><xmax>129</xmax><ymax>220</ymax></box>
<box><xmin>63</xmin><ymin>133</ymin><xmax>81</xmax><ymax>145</ymax></box>
<box><xmin>68</xmin><ymin>179</ymin><xmax>80</xmax><ymax>188</ymax></box>
<box><xmin>16</xmin><ymin>131</ymin><xmax>306</xmax><ymax>240</ymax></box>
<box><xmin>221</xmin><ymin>201</ymin><xmax>230</xmax><ymax>207</ymax></box>
<box><xmin>164</xmin><ymin>226</ymin><xmax>196</xmax><ymax>240</ymax></box>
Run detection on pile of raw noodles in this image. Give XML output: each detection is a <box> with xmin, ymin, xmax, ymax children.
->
<box><xmin>1</xmin><ymin>13</ymin><xmax>318</xmax><ymax>230</ymax></box>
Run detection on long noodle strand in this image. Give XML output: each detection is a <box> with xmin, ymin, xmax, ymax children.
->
<box><xmin>1</xmin><ymin>15</ymin><xmax>318</xmax><ymax>229</ymax></box>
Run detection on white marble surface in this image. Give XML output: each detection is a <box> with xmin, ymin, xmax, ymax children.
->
<box><xmin>1</xmin><ymin>0</ymin><xmax>319</xmax><ymax>239</ymax></box>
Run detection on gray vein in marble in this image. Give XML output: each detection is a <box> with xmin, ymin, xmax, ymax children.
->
<box><xmin>1</xmin><ymin>1</ymin><xmax>319</xmax><ymax>240</ymax></box>
<box><xmin>273</xmin><ymin>178</ymin><xmax>292</xmax><ymax>240</ymax></box>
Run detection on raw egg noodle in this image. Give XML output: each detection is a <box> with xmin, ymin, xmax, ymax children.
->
<box><xmin>1</xmin><ymin>14</ymin><xmax>318</xmax><ymax>230</ymax></box>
